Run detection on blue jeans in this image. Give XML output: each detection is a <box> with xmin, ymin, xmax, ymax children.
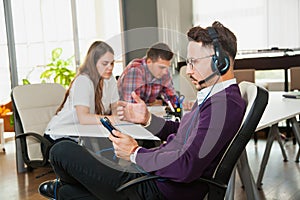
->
<box><xmin>49</xmin><ymin>140</ymin><xmax>165</xmax><ymax>200</ymax></box>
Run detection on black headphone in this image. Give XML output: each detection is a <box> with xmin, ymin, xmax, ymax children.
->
<box><xmin>207</xmin><ymin>27</ymin><xmax>230</xmax><ymax>75</ymax></box>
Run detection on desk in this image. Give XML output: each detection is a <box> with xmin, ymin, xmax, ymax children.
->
<box><xmin>255</xmin><ymin>92</ymin><xmax>300</xmax><ymax>188</ymax></box>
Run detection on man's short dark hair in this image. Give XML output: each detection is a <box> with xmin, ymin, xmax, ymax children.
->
<box><xmin>187</xmin><ymin>21</ymin><xmax>237</xmax><ymax>59</ymax></box>
<box><xmin>146</xmin><ymin>43</ymin><xmax>174</xmax><ymax>62</ymax></box>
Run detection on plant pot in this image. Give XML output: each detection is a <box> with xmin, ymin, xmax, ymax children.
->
<box><xmin>0</xmin><ymin>113</ymin><xmax>14</xmax><ymax>132</ymax></box>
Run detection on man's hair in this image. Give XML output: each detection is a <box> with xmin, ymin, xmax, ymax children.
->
<box><xmin>187</xmin><ymin>21</ymin><xmax>237</xmax><ymax>59</ymax></box>
<box><xmin>146</xmin><ymin>42</ymin><xmax>174</xmax><ymax>62</ymax></box>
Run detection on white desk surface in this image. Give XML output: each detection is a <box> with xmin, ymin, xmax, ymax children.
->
<box><xmin>256</xmin><ymin>91</ymin><xmax>300</xmax><ymax>131</ymax></box>
<box><xmin>45</xmin><ymin>106</ymin><xmax>168</xmax><ymax>142</ymax></box>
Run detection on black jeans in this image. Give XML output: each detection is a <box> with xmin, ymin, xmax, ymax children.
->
<box><xmin>49</xmin><ymin>140</ymin><xmax>165</xmax><ymax>200</ymax></box>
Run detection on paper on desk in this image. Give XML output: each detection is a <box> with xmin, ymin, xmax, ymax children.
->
<box><xmin>147</xmin><ymin>106</ymin><xmax>166</xmax><ymax>117</ymax></box>
<box><xmin>45</xmin><ymin>123</ymin><xmax>160</xmax><ymax>141</ymax></box>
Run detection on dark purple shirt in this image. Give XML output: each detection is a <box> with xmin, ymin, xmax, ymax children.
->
<box><xmin>136</xmin><ymin>84</ymin><xmax>246</xmax><ymax>200</ymax></box>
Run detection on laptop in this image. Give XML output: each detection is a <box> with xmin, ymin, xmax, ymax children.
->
<box><xmin>282</xmin><ymin>92</ymin><xmax>300</xmax><ymax>99</ymax></box>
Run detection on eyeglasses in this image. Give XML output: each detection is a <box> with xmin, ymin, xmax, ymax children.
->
<box><xmin>186</xmin><ymin>55</ymin><xmax>213</xmax><ymax>69</ymax></box>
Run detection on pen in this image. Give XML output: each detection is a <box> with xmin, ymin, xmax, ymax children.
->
<box><xmin>167</xmin><ymin>100</ymin><xmax>175</xmax><ymax>112</ymax></box>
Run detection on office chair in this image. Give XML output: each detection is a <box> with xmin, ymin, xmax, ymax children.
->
<box><xmin>233</xmin><ymin>69</ymin><xmax>263</xmax><ymax>145</ymax></box>
<box><xmin>11</xmin><ymin>83</ymin><xmax>66</xmax><ymax>173</ymax></box>
<box><xmin>290</xmin><ymin>66</ymin><xmax>300</xmax><ymax>91</ymax></box>
<box><xmin>116</xmin><ymin>81</ymin><xmax>268</xmax><ymax>199</ymax></box>
<box><xmin>233</xmin><ymin>69</ymin><xmax>255</xmax><ymax>84</ymax></box>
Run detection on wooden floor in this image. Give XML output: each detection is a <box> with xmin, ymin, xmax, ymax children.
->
<box><xmin>0</xmin><ymin>135</ymin><xmax>300</xmax><ymax>200</ymax></box>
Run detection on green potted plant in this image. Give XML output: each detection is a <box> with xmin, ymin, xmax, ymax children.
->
<box><xmin>23</xmin><ymin>48</ymin><xmax>76</xmax><ymax>88</ymax></box>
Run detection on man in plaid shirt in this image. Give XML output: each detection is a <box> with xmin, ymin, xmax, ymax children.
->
<box><xmin>117</xmin><ymin>43</ymin><xmax>177</xmax><ymax>105</ymax></box>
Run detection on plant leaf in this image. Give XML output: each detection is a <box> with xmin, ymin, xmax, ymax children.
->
<box><xmin>52</xmin><ymin>48</ymin><xmax>63</xmax><ymax>61</ymax></box>
<box><xmin>22</xmin><ymin>79</ymin><xmax>31</xmax><ymax>85</ymax></box>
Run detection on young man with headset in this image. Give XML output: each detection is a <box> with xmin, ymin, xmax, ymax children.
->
<box><xmin>39</xmin><ymin>21</ymin><xmax>246</xmax><ymax>200</ymax></box>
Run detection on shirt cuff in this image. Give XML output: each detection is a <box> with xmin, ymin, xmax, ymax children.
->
<box><xmin>143</xmin><ymin>113</ymin><xmax>152</xmax><ymax>127</ymax></box>
<box><xmin>130</xmin><ymin>146</ymin><xmax>142</xmax><ymax>164</ymax></box>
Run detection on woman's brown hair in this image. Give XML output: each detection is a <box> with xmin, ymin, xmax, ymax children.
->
<box><xmin>56</xmin><ymin>41</ymin><xmax>114</xmax><ymax>115</ymax></box>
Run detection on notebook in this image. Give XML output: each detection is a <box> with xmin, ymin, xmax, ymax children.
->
<box><xmin>282</xmin><ymin>92</ymin><xmax>300</xmax><ymax>99</ymax></box>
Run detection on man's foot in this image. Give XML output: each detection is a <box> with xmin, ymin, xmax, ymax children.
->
<box><xmin>38</xmin><ymin>179</ymin><xmax>62</xmax><ymax>199</ymax></box>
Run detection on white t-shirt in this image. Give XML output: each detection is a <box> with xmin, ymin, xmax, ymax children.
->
<box><xmin>45</xmin><ymin>74</ymin><xmax>119</xmax><ymax>140</ymax></box>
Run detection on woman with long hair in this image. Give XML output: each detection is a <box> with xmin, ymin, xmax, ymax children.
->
<box><xmin>44</xmin><ymin>41</ymin><xmax>119</xmax><ymax>142</ymax></box>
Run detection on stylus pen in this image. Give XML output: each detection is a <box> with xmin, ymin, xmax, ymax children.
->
<box><xmin>160</xmin><ymin>94</ymin><xmax>175</xmax><ymax>112</ymax></box>
<box><xmin>167</xmin><ymin>100</ymin><xmax>175</xmax><ymax>112</ymax></box>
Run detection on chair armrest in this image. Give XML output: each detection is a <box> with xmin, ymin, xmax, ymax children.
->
<box><xmin>196</xmin><ymin>177</ymin><xmax>227</xmax><ymax>190</ymax></box>
<box><xmin>116</xmin><ymin>175</ymin><xmax>161</xmax><ymax>192</ymax></box>
<box><xmin>16</xmin><ymin>132</ymin><xmax>52</xmax><ymax>147</ymax></box>
<box><xmin>15</xmin><ymin>132</ymin><xmax>53</xmax><ymax>168</ymax></box>
<box><xmin>116</xmin><ymin>175</ymin><xmax>227</xmax><ymax>194</ymax></box>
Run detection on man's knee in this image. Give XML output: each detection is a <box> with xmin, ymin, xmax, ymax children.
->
<box><xmin>49</xmin><ymin>140</ymin><xmax>77</xmax><ymax>162</ymax></box>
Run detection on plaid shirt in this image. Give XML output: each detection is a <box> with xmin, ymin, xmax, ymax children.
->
<box><xmin>117</xmin><ymin>58</ymin><xmax>177</xmax><ymax>104</ymax></box>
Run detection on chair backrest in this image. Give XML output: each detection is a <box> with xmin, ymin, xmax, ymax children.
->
<box><xmin>290</xmin><ymin>66</ymin><xmax>300</xmax><ymax>91</ymax></box>
<box><xmin>211</xmin><ymin>81</ymin><xmax>268</xmax><ymax>186</ymax></box>
<box><xmin>234</xmin><ymin>69</ymin><xmax>255</xmax><ymax>84</ymax></box>
<box><xmin>12</xmin><ymin>83</ymin><xmax>66</xmax><ymax>160</ymax></box>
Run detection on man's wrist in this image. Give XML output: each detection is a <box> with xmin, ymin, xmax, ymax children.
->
<box><xmin>130</xmin><ymin>145</ymin><xmax>139</xmax><ymax>154</ymax></box>
<box><xmin>130</xmin><ymin>146</ymin><xmax>141</xmax><ymax>164</ymax></box>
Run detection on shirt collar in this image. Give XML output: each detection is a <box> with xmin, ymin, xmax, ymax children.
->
<box><xmin>197</xmin><ymin>78</ymin><xmax>237</xmax><ymax>105</ymax></box>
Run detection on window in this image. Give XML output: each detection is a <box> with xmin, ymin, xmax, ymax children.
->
<box><xmin>193</xmin><ymin>0</ymin><xmax>300</xmax><ymax>86</ymax></box>
<box><xmin>0</xmin><ymin>0</ymin><xmax>122</xmax><ymax>102</ymax></box>
<box><xmin>0</xmin><ymin>1</ymin><xmax>11</xmax><ymax>103</ymax></box>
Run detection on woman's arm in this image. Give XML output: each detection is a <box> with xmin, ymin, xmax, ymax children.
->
<box><xmin>75</xmin><ymin>105</ymin><xmax>101</xmax><ymax>125</ymax></box>
<box><xmin>76</xmin><ymin>103</ymin><xmax>118</xmax><ymax>125</ymax></box>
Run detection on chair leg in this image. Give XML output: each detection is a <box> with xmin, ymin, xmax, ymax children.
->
<box><xmin>16</xmin><ymin>139</ymin><xmax>27</xmax><ymax>173</ymax></box>
<box><xmin>237</xmin><ymin>150</ymin><xmax>260</xmax><ymax>199</ymax></box>
<box><xmin>225</xmin><ymin>167</ymin><xmax>236</xmax><ymax>200</ymax></box>
<box><xmin>256</xmin><ymin>125</ymin><xmax>277</xmax><ymax>189</ymax></box>
<box><xmin>253</xmin><ymin>132</ymin><xmax>258</xmax><ymax>145</ymax></box>
<box><xmin>290</xmin><ymin>117</ymin><xmax>300</xmax><ymax>162</ymax></box>
<box><xmin>275</xmin><ymin>129</ymin><xmax>288</xmax><ymax>162</ymax></box>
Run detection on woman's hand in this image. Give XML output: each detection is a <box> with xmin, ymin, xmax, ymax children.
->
<box><xmin>117</xmin><ymin>91</ymin><xmax>150</xmax><ymax>125</ymax></box>
<box><xmin>109</xmin><ymin>130</ymin><xmax>138</xmax><ymax>161</ymax></box>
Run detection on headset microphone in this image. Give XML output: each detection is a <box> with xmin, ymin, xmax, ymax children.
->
<box><xmin>198</xmin><ymin>70</ymin><xmax>219</xmax><ymax>85</ymax></box>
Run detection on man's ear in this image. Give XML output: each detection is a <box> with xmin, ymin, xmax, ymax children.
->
<box><xmin>146</xmin><ymin>58</ymin><xmax>152</xmax><ymax>65</ymax></box>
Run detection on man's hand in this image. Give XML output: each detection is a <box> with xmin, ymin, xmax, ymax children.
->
<box><xmin>117</xmin><ymin>91</ymin><xmax>150</xmax><ymax>125</ymax></box>
<box><xmin>109</xmin><ymin>130</ymin><xmax>138</xmax><ymax>161</ymax></box>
